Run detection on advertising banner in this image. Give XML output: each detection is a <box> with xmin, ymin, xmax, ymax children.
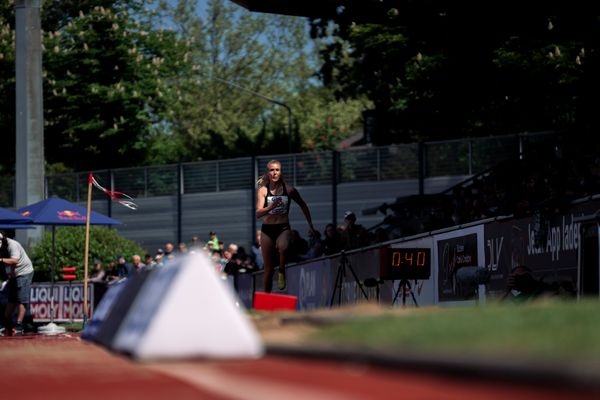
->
<box><xmin>483</xmin><ymin>199</ymin><xmax>600</xmax><ymax>297</ymax></box>
<box><xmin>236</xmin><ymin>273</ymin><xmax>255</xmax><ymax>309</ymax></box>
<box><xmin>287</xmin><ymin>258</ymin><xmax>333</xmax><ymax>310</ymax></box>
<box><xmin>435</xmin><ymin>226</ymin><xmax>484</xmax><ymax>302</ymax></box>
<box><xmin>30</xmin><ymin>282</ymin><xmax>94</xmax><ymax>322</ymax></box>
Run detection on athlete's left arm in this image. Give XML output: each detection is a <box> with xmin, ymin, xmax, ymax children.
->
<box><xmin>289</xmin><ymin>186</ymin><xmax>316</xmax><ymax>234</ymax></box>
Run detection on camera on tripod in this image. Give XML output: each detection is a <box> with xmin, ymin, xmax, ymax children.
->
<box><xmin>330</xmin><ymin>250</ymin><xmax>369</xmax><ymax>307</ymax></box>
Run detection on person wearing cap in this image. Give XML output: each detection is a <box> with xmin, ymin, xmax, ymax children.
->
<box><xmin>256</xmin><ymin>159</ymin><xmax>316</xmax><ymax>292</ymax></box>
<box><xmin>341</xmin><ymin>210</ymin><xmax>369</xmax><ymax>250</ymax></box>
<box><xmin>205</xmin><ymin>231</ymin><xmax>220</xmax><ymax>254</ymax></box>
<box><xmin>0</xmin><ymin>232</ymin><xmax>34</xmax><ymax>336</ymax></box>
<box><xmin>153</xmin><ymin>248</ymin><xmax>165</xmax><ymax>267</ymax></box>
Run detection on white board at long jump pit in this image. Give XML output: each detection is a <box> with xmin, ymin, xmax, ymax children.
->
<box><xmin>110</xmin><ymin>252</ymin><xmax>264</xmax><ymax>360</ymax></box>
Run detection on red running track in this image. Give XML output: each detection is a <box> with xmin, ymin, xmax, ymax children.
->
<box><xmin>1</xmin><ymin>334</ymin><xmax>597</xmax><ymax>400</ymax></box>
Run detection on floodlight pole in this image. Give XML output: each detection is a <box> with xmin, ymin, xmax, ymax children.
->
<box><xmin>213</xmin><ymin>77</ymin><xmax>293</xmax><ymax>154</ymax></box>
<box><xmin>15</xmin><ymin>0</ymin><xmax>44</xmax><ymax>248</ymax></box>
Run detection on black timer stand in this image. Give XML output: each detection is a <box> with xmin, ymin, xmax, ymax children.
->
<box><xmin>330</xmin><ymin>251</ymin><xmax>369</xmax><ymax>307</ymax></box>
<box><xmin>392</xmin><ymin>279</ymin><xmax>419</xmax><ymax>307</ymax></box>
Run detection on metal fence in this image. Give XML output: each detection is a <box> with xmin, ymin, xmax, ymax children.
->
<box><xmin>0</xmin><ymin>131</ymin><xmax>555</xmax><ymax>207</ymax></box>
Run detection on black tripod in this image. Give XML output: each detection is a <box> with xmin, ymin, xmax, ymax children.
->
<box><xmin>392</xmin><ymin>279</ymin><xmax>419</xmax><ymax>307</ymax></box>
<box><xmin>330</xmin><ymin>251</ymin><xmax>369</xmax><ymax>307</ymax></box>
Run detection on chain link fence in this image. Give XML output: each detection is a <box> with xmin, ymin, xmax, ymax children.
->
<box><xmin>0</xmin><ymin>132</ymin><xmax>556</xmax><ymax>207</ymax></box>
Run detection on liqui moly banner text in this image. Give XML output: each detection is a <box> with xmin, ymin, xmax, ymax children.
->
<box><xmin>30</xmin><ymin>282</ymin><xmax>94</xmax><ymax>322</ymax></box>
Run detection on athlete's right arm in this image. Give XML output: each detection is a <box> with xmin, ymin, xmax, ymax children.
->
<box><xmin>256</xmin><ymin>186</ymin><xmax>278</xmax><ymax>219</ymax></box>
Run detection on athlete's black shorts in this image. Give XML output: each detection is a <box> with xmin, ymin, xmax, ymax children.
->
<box><xmin>261</xmin><ymin>223</ymin><xmax>291</xmax><ymax>243</ymax></box>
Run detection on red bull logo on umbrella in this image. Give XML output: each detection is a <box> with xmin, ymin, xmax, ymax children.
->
<box><xmin>57</xmin><ymin>210</ymin><xmax>87</xmax><ymax>221</ymax></box>
<box><xmin>21</xmin><ymin>211</ymin><xmax>31</xmax><ymax>216</ymax></box>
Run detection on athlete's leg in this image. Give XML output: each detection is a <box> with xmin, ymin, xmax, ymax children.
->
<box><xmin>276</xmin><ymin>229</ymin><xmax>293</xmax><ymax>277</ymax></box>
<box><xmin>260</xmin><ymin>230</ymin><xmax>276</xmax><ymax>293</ymax></box>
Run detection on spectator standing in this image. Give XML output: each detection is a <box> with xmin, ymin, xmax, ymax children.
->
<box><xmin>222</xmin><ymin>248</ymin><xmax>238</xmax><ymax>275</ymax></box>
<box><xmin>116</xmin><ymin>254</ymin><xmax>129</xmax><ymax>278</ymax></box>
<box><xmin>340</xmin><ymin>211</ymin><xmax>369</xmax><ymax>250</ymax></box>
<box><xmin>0</xmin><ymin>233</ymin><xmax>34</xmax><ymax>336</ymax></box>
<box><xmin>227</xmin><ymin>243</ymin><xmax>239</xmax><ymax>259</ymax></box>
<box><xmin>153</xmin><ymin>248</ymin><xmax>165</xmax><ymax>267</ymax></box>
<box><xmin>89</xmin><ymin>259</ymin><xmax>106</xmax><ymax>283</ymax></box>
<box><xmin>189</xmin><ymin>235</ymin><xmax>203</xmax><ymax>253</ymax></box>
<box><xmin>256</xmin><ymin>159</ymin><xmax>316</xmax><ymax>292</ymax></box>
<box><xmin>164</xmin><ymin>243</ymin><xmax>176</xmax><ymax>261</ymax></box>
<box><xmin>251</xmin><ymin>230</ymin><xmax>264</xmax><ymax>270</ymax></box>
<box><xmin>144</xmin><ymin>254</ymin><xmax>154</xmax><ymax>268</ymax></box>
<box><xmin>130</xmin><ymin>255</ymin><xmax>146</xmax><ymax>273</ymax></box>
<box><xmin>205</xmin><ymin>231</ymin><xmax>220</xmax><ymax>254</ymax></box>
<box><xmin>105</xmin><ymin>262</ymin><xmax>120</xmax><ymax>283</ymax></box>
<box><xmin>0</xmin><ymin>263</ymin><xmax>8</xmax><ymax>334</ymax></box>
<box><xmin>178</xmin><ymin>242</ymin><xmax>188</xmax><ymax>254</ymax></box>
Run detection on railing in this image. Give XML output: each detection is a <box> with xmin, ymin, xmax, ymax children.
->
<box><xmin>0</xmin><ymin>131</ymin><xmax>556</xmax><ymax>207</ymax></box>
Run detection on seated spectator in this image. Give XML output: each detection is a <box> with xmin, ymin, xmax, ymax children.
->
<box><xmin>322</xmin><ymin>223</ymin><xmax>343</xmax><ymax>255</ymax></box>
<box><xmin>340</xmin><ymin>211</ymin><xmax>369</xmax><ymax>250</ymax></box>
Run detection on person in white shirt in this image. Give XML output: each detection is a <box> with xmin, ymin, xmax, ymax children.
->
<box><xmin>0</xmin><ymin>232</ymin><xmax>34</xmax><ymax>336</ymax></box>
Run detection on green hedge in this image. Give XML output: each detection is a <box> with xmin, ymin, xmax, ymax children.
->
<box><xmin>30</xmin><ymin>226</ymin><xmax>146</xmax><ymax>282</ymax></box>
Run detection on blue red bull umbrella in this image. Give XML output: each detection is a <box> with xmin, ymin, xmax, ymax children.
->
<box><xmin>17</xmin><ymin>197</ymin><xmax>122</xmax><ymax>226</ymax></box>
<box><xmin>0</xmin><ymin>206</ymin><xmax>33</xmax><ymax>224</ymax></box>
<box><xmin>0</xmin><ymin>224</ymin><xmax>35</xmax><ymax>229</ymax></box>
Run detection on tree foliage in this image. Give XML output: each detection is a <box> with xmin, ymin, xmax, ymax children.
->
<box><xmin>42</xmin><ymin>1</ymin><xmax>192</xmax><ymax>170</ymax></box>
<box><xmin>158</xmin><ymin>0</ymin><xmax>325</xmax><ymax>161</ymax></box>
<box><xmin>0</xmin><ymin>0</ymin><xmax>367</xmax><ymax>174</ymax></box>
<box><xmin>311</xmin><ymin>1</ymin><xmax>600</xmax><ymax>143</ymax></box>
